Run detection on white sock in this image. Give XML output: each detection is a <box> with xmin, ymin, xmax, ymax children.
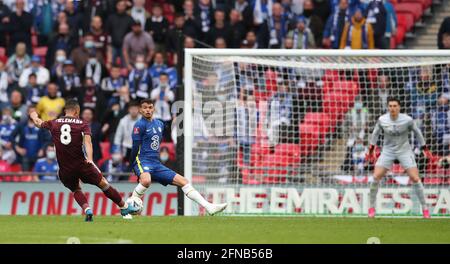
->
<box><xmin>84</xmin><ymin>207</ymin><xmax>91</xmax><ymax>213</ymax></box>
<box><xmin>133</xmin><ymin>183</ymin><xmax>147</xmax><ymax>198</ymax></box>
<box><xmin>412</xmin><ymin>182</ymin><xmax>428</xmax><ymax>210</ymax></box>
<box><xmin>369</xmin><ymin>180</ymin><xmax>380</xmax><ymax>209</ymax></box>
<box><xmin>182</xmin><ymin>184</ymin><xmax>210</xmax><ymax>208</ymax></box>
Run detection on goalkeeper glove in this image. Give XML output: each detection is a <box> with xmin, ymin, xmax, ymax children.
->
<box><xmin>421</xmin><ymin>145</ymin><xmax>435</xmax><ymax>161</ymax></box>
<box><xmin>365</xmin><ymin>145</ymin><xmax>378</xmax><ymax>164</ymax></box>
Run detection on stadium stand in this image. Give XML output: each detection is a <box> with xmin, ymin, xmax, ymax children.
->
<box><xmin>0</xmin><ymin>0</ymin><xmax>449</xmax><ymax>184</ymax></box>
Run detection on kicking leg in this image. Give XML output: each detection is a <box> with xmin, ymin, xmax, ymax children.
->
<box><xmin>132</xmin><ymin>172</ymin><xmax>151</xmax><ymax>199</ymax></box>
<box><xmin>406</xmin><ymin>167</ymin><xmax>430</xmax><ymax>218</ymax></box>
<box><xmin>97</xmin><ymin>177</ymin><xmax>140</xmax><ymax>216</ymax></box>
<box><xmin>369</xmin><ymin>166</ymin><xmax>388</xmax><ymax>218</ymax></box>
<box><xmin>172</xmin><ymin>174</ymin><xmax>227</xmax><ymax>215</ymax></box>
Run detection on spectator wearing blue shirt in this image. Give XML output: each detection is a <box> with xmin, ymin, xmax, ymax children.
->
<box><xmin>34</xmin><ymin>143</ymin><xmax>58</xmax><ymax>181</ymax></box>
<box><xmin>56</xmin><ymin>59</ymin><xmax>82</xmax><ymax>101</ymax></box>
<box><xmin>383</xmin><ymin>0</ymin><xmax>397</xmax><ymax>49</ymax></box>
<box><xmin>150</xmin><ymin>72</ymin><xmax>175</xmax><ymax>142</ymax></box>
<box><xmin>258</xmin><ymin>2</ymin><xmax>291</xmax><ymax>49</ymax></box>
<box><xmin>365</xmin><ymin>0</ymin><xmax>387</xmax><ymax>49</ymax></box>
<box><xmin>101</xmin><ymin>64</ymin><xmax>128</xmax><ymax>107</ymax></box>
<box><xmin>101</xmin><ymin>151</ymin><xmax>128</xmax><ymax>182</ymax></box>
<box><xmin>11</xmin><ymin>106</ymin><xmax>50</xmax><ymax>171</ymax></box>
<box><xmin>128</xmin><ymin>54</ymin><xmax>153</xmax><ymax>101</ymax></box>
<box><xmin>31</xmin><ymin>0</ymin><xmax>53</xmax><ymax>47</ymax></box>
<box><xmin>323</xmin><ymin>0</ymin><xmax>350</xmax><ymax>49</ymax></box>
<box><xmin>24</xmin><ymin>73</ymin><xmax>45</xmax><ymax>106</ymax></box>
<box><xmin>0</xmin><ymin>107</ymin><xmax>17</xmax><ymax>165</ymax></box>
<box><xmin>431</xmin><ymin>95</ymin><xmax>450</xmax><ymax>156</ymax></box>
<box><xmin>149</xmin><ymin>52</ymin><xmax>167</xmax><ymax>86</ymax></box>
<box><xmin>149</xmin><ymin>52</ymin><xmax>178</xmax><ymax>90</ymax></box>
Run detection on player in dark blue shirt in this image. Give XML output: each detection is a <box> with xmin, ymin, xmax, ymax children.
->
<box><xmin>129</xmin><ymin>99</ymin><xmax>227</xmax><ymax>216</ymax></box>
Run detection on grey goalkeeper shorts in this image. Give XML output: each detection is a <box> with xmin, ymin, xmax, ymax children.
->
<box><xmin>375</xmin><ymin>151</ymin><xmax>417</xmax><ymax>170</ymax></box>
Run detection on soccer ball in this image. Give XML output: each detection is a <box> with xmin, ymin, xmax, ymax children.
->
<box><xmin>126</xmin><ymin>196</ymin><xmax>144</xmax><ymax>215</ymax></box>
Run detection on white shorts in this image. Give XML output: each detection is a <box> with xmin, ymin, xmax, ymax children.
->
<box><xmin>375</xmin><ymin>151</ymin><xmax>417</xmax><ymax>170</ymax></box>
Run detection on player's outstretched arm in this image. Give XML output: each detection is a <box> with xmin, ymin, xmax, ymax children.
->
<box><xmin>365</xmin><ymin>120</ymin><xmax>382</xmax><ymax>164</ymax></box>
<box><xmin>410</xmin><ymin>120</ymin><xmax>435</xmax><ymax>160</ymax></box>
<box><xmin>29</xmin><ymin>111</ymin><xmax>44</xmax><ymax>128</ymax></box>
<box><xmin>83</xmin><ymin>134</ymin><xmax>95</xmax><ymax>164</ymax></box>
<box><xmin>129</xmin><ymin>139</ymin><xmax>141</xmax><ymax>168</ymax></box>
<box><xmin>411</xmin><ymin>119</ymin><xmax>426</xmax><ymax>147</ymax></box>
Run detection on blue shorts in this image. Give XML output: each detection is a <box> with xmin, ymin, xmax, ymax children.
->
<box><xmin>133</xmin><ymin>159</ymin><xmax>177</xmax><ymax>186</ymax></box>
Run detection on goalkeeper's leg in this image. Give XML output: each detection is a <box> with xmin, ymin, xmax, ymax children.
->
<box><xmin>406</xmin><ymin>167</ymin><xmax>430</xmax><ymax>218</ymax></box>
<box><xmin>368</xmin><ymin>166</ymin><xmax>389</xmax><ymax>218</ymax></box>
<box><xmin>399</xmin><ymin>152</ymin><xmax>430</xmax><ymax>218</ymax></box>
<box><xmin>172</xmin><ymin>174</ymin><xmax>227</xmax><ymax>215</ymax></box>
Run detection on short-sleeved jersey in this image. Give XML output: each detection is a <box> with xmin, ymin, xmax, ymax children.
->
<box><xmin>132</xmin><ymin>118</ymin><xmax>164</xmax><ymax>161</ymax></box>
<box><xmin>41</xmin><ymin>116</ymin><xmax>91</xmax><ymax>171</ymax></box>
<box><xmin>370</xmin><ymin>113</ymin><xmax>426</xmax><ymax>155</ymax></box>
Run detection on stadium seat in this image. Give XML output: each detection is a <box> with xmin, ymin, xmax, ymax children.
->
<box><xmin>260</xmin><ymin>154</ymin><xmax>289</xmax><ymax>184</ymax></box>
<box><xmin>31</xmin><ymin>34</ymin><xmax>38</xmax><ymax>47</ymax></box>
<box><xmin>274</xmin><ymin>144</ymin><xmax>302</xmax><ymax>166</ymax></box>
<box><xmin>33</xmin><ymin>46</ymin><xmax>47</xmax><ymax>57</ymax></box>
<box><xmin>397</xmin><ymin>13</ymin><xmax>414</xmax><ymax>32</ymax></box>
<box><xmin>400</xmin><ymin>0</ymin><xmax>432</xmax><ymax>10</ymax></box>
<box><xmin>250</xmin><ymin>144</ymin><xmax>271</xmax><ymax>165</ymax></box>
<box><xmin>241</xmin><ymin>168</ymin><xmax>262</xmax><ymax>185</ymax></box>
<box><xmin>192</xmin><ymin>175</ymin><xmax>207</xmax><ymax>184</ymax></box>
<box><xmin>322</xmin><ymin>89</ymin><xmax>355</xmax><ymax>125</ymax></box>
<box><xmin>167</xmin><ymin>52</ymin><xmax>175</xmax><ymax>67</ymax></box>
<box><xmin>390</xmin><ymin>37</ymin><xmax>397</xmax><ymax>49</ymax></box>
<box><xmin>423</xmin><ymin>177</ymin><xmax>443</xmax><ymax>185</ymax></box>
<box><xmin>162</xmin><ymin>3</ymin><xmax>175</xmax><ymax>24</ymax></box>
<box><xmin>128</xmin><ymin>174</ymin><xmax>138</xmax><ymax>183</ymax></box>
<box><xmin>395</xmin><ymin>25</ymin><xmax>407</xmax><ymax>45</ymax></box>
<box><xmin>391</xmin><ymin>163</ymin><xmax>405</xmax><ymax>174</ymax></box>
<box><xmin>299</xmin><ymin>123</ymin><xmax>320</xmax><ymax>156</ymax></box>
<box><xmin>98</xmin><ymin>141</ymin><xmax>112</xmax><ymax>168</ymax></box>
<box><xmin>303</xmin><ymin>112</ymin><xmax>332</xmax><ymax>135</ymax></box>
<box><xmin>395</xmin><ymin>3</ymin><xmax>424</xmax><ymax>22</ymax></box>
<box><xmin>32</xmin><ymin>47</ymin><xmax>48</xmax><ymax>65</ymax></box>
<box><xmin>264</xmin><ymin>69</ymin><xmax>278</xmax><ymax>94</ymax></box>
<box><xmin>253</xmin><ymin>90</ymin><xmax>270</xmax><ymax>103</ymax></box>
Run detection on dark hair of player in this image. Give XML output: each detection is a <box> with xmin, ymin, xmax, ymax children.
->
<box><xmin>129</xmin><ymin>100</ymin><xmax>140</xmax><ymax>108</ymax></box>
<box><xmin>140</xmin><ymin>99</ymin><xmax>155</xmax><ymax>106</ymax></box>
<box><xmin>387</xmin><ymin>96</ymin><xmax>401</xmax><ymax>106</ymax></box>
<box><xmin>65</xmin><ymin>99</ymin><xmax>80</xmax><ymax>113</ymax></box>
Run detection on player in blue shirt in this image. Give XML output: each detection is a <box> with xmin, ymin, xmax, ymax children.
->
<box><xmin>129</xmin><ymin>99</ymin><xmax>227</xmax><ymax>216</ymax></box>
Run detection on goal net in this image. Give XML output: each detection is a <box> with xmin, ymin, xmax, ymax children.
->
<box><xmin>183</xmin><ymin>49</ymin><xmax>450</xmax><ymax>217</ymax></box>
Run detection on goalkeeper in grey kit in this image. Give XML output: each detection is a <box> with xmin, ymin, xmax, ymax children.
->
<box><xmin>365</xmin><ymin>97</ymin><xmax>434</xmax><ymax>218</ymax></box>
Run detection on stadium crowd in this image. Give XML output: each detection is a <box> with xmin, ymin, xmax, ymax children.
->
<box><xmin>0</xmin><ymin>0</ymin><xmax>448</xmax><ymax>183</ymax></box>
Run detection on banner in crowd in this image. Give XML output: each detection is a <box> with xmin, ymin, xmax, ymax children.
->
<box><xmin>201</xmin><ymin>186</ymin><xmax>450</xmax><ymax>216</ymax></box>
<box><xmin>0</xmin><ymin>183</ymin><xmax>178</xmax><ymax>216</ymax></box>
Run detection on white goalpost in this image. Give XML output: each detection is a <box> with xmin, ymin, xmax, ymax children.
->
<box><xmin>184</xmin><ymin>49</ymin><xmax>450</xmax><ymax>217</ymax></box>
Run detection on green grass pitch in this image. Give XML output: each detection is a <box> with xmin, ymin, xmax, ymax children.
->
<box><xmin>0</xmin><ymin>216</ymin><xmax>449</xmax><ymax>244</ymax></box>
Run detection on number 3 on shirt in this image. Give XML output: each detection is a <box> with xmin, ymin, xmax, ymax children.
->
<box><xmin>60</xmin><ymin>124</ymin><xmax>72</xmax><ymax>145</ymax></box>
<box><xmin>151</xmin><ymin>135</ymin><xmax>160</xmax><ymax>150</ymax></box>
